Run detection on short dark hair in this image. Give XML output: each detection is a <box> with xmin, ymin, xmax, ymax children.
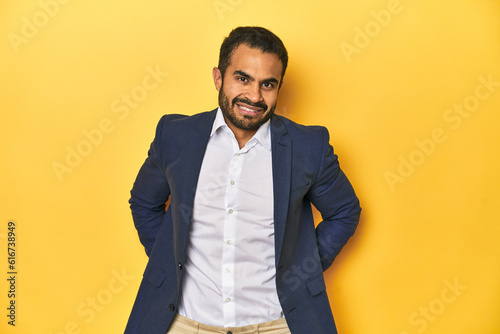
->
<box><xmin>218</xmin><ymin>26</ymin><xmax>288</xmax><ymax>83</ymax></box>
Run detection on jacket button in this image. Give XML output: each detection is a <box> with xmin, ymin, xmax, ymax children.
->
<box><xmin>169</xmin><ymin>304</ymin><xmax>175</xmax><ymax>311</ymax></box>
<box><xmin>178</xmin><ymin>262</ymin><xmax>182</xmax><ymax>270</ymax></box>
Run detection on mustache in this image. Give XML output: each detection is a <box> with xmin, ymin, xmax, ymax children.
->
<box><xmin>232</xmin><ymin>97</ymin><xmax>268</xmax><ymax>110</ymax></box>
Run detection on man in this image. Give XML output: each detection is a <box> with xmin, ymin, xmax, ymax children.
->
<box><xmin>125</xmin><ymin>26</ymin><xmax>361</xmax><ymax>334</ymax></box>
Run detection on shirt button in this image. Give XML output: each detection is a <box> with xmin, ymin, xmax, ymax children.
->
<box><xmin>226</xmin><ymin>298</ymin><xmax>231</xmax><ymax>302</ymax></box>
<box><xmin>235</xmin><ymin>153</ymin><xmax>240</xmax><ymax>157</ymax></box>
<box><xmin>228</xmin><ymin>209</ymin><xmax>233</xmax><ymax>214</ymax></box>
<box><xmin>227</xmin><ymin>240</ymin><xmax>231</xmax><ymax>245</ymax></box>
<box><xmin>225</xmin><ymin>268</ymin><xmax>231</xmax><ymax>273</ymax></box>
<box><xmin>230</xmin><ymin>180</ymin><xmax>235</xmax><ymax>185</ymax></box>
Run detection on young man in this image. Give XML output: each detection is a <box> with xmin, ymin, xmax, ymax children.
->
<box><xmin>125</xmin><ymin>26</ymin><xmax>361</xmax><ymax>334</ymax></box>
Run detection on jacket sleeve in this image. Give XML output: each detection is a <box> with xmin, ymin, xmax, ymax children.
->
<box><xmin>129</xmin><ymin>116</ymin><xmax>171</xmax><ymax>256</ymax></box>
<box><xmin>307</xmin><ymin>127</ymin><xmax>361</xmax><ymax>271</ymax></box>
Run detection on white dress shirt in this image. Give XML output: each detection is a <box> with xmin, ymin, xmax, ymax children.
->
<box><xmin>178</xmin><ymin>108</ymin><xmax>283</xmax><ymax>327</ymax></box>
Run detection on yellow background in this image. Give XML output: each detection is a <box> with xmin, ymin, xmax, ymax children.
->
<box><xmin>1</xmin><ymin>0</ymin><xmax>500</xmax><ymax>333</ymax></box>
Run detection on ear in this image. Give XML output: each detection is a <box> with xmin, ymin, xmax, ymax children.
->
<box><xmin>212</xmin><ymin>67</ymin><xmax>222</xmax><ymax>91</ymax></box>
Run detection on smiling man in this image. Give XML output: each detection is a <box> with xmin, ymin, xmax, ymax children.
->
<box><xmin>125</xmin><ymin>26</ymin><xmax>361</xmax><ymax>334</ymax></box>
<box><xmin>215</xmin><ymin>43</ymin><xmax>281</xmax><ymax>147</ymax></box>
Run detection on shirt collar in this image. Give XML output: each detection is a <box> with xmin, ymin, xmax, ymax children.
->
<box><xmin>211</xmin><ymin>107</ymin><xmax>272</xmax><ymax>151</ymax></box>
<box><xmin>210</xmin><ymin>107</ymin><xmax>227</xmax><ymax>136</ymax></box>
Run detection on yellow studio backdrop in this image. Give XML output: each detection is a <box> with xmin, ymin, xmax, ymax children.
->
<box><xmin>1</xmin><ymin>0</ymin><xmax>499</xmax><ymax>333</ymax></box>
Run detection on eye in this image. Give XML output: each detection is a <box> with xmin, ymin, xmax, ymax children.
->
<box><xmin>237</xmin><ymin>77</ymin><xmax>248</xmax><ymax>83</ymax></box>
<box><xmin>262</xmin><ymin>82</ymin><xmax>275</xmax><ymax>90</ymax></box>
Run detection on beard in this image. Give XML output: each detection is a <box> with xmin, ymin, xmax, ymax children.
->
<box><xmin>218</xmin><ymin>87</ymin><xmax>276</xmax><ymax>131</ymax></box>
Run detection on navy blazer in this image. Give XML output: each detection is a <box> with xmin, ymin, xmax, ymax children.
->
<box><xmin>125</xmin><ymin>108</ymin><xmax>361</xmax><ymax>334</ymax></box>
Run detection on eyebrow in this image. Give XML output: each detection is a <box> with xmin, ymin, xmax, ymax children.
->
<box><xmin>233</xmin><ymin>70</ymin><xmax>280</xmax><ymax>86</ymax></box>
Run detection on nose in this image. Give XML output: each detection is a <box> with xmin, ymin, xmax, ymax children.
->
<box><xmin>245</xmin><ymin>83</ymin><xmax>263</xmax><ymax>103</ymax></box>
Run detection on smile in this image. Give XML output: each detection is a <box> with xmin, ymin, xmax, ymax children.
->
<box><xmin>236</xmin><ymin>103</ymin><xmax>263</xmax><ymax>116</ymax></box>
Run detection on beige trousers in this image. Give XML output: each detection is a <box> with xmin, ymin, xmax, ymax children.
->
<box><xmin>167</xmin><ymin>313</ymin><xmax>291</xmax><ymax>334</ymax></box>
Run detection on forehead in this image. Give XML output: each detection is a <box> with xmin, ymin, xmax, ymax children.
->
<box><xmin>227</xmin><ymin>44</ymin><xmax>282</xmax><ymax>80</ymax></box>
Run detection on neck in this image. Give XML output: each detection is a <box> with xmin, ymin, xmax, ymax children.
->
<box><xmin>226</xmin><ymin>123</ymin><xmax>258</xmax><ymax>149</ymax></box>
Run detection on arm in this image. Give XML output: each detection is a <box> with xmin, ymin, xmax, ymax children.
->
<box><xmin>129</xmin><ymin>116</ymin><xmax>171</xmax><ymax>256</ymax></box>
<box><xmin>307</xmin><ymin>127</ymin><xmax>361</xmax><ymax>271</ymax></box>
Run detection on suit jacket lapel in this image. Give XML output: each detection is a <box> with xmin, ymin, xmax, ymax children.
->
<box><xmin>176</xmin><ymin>109</ymin><xmax>217</xmax><ymax>241</ymax></box>
<box><xmin>270</xmin><ymin>115</ymin><xmax>292</xmax><ymax>267</ymax></box>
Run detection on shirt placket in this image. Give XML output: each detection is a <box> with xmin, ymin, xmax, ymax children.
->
<box><xmin>221</xmin><ymin>139</ymin><xmax>245</xmax><ymax>326</ymax></box>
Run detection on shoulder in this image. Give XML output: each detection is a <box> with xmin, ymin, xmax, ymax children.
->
<box><xmin>271</xmin><ymin>114</ymin><xmax>329</xmax><ymax>146</ymax></box>
<box><xmin>158</xmin><ymin>109</ymin><xmax>217</xmax><ymax>128</ymax></box>
<box><xmin>154</xmin><ymin>109</ymin><xmax>217</xmax><ymax>137</ymax></box>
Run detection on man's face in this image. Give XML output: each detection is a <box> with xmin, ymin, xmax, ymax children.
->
<box><xmin>213</xmin><ymin>44</ymin><xmax>283</xmax><ymax>133</ymax></box>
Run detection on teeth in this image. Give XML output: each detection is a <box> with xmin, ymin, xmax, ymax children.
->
<box><xmin>239</xmin><ymin>105</ymin><xmax>258</xmax><ymax>112</ymax></box>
